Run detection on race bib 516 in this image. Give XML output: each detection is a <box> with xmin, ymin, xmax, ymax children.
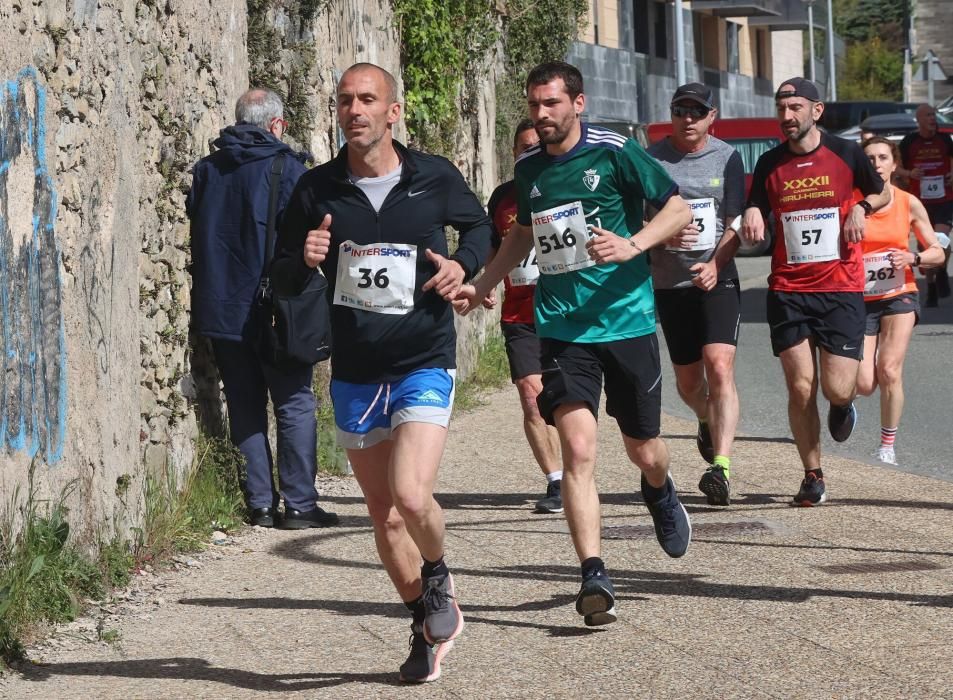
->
<box><xmin>530</xmin><ymin>200</ymin><xmax>595</xmax><ymax>274</ymax></box>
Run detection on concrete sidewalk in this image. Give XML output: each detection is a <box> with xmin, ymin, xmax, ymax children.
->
<box><xmin>4</xmin><ymin>385</ymin><xmax>953</xmax><ymax>699</ymax></box>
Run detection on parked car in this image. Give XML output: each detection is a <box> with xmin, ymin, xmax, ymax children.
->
<box><xmin>586</xmin><ymin>120</ymin><xmax>649</xmax><ymax>148</ymax></box>
<box><xmin>838</xmin><ymin>111</ymin><xmax>953</xmax><ymax>143</ymax></box>
<box><xmin>647</xmin><ymin>117</ymin><xmax>784</xmax><ymax>256</ymax></box>
<box><xmin>818</xmin><ymin>101</ymin><xmax>917</xmax><ymax>133</ymax></box>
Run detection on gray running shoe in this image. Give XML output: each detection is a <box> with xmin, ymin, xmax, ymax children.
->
<box><xmin>698</xmin><ymin>466</ymin><xmax>730</xmax><ymax>506</ymax></box>
<box><xmin>642</xmin><ymin>474</ymin><xmax>692</xmax><ymax>558</ymax></box>
<box><xmin>535</xmin><ymin>479</ymin><xmax>563</xmax><ymax>514</ymax></box>
<box><xmin>399</xmin><ymin>622</ymin><xmax>453</xmax><ymax>683</ymax></box>
<box><xmin>422</xmin><ymin>573</ymin><xmax>464</xmax><ymax>644</ymax></box>
<box><xmin>827</xmin><ymin>402</ymin><xmax>857</xmax><ymax>443</ymax></box>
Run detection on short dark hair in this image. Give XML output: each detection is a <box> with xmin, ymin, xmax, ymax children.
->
<box><xmin>862</xmin><ymin>135</ymin><xmax>900</xmax><ymax>163</ymax></box>
<box><xmin>513</xmin><ymin>117</ymin><xmax>535</xmax><ymax>147</ymax></box>
<box><xmin>526</xmin><ymin>61</ymin><xmax>584</xmax><ymax>100</ymax></box>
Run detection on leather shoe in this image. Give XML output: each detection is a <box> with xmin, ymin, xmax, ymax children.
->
<box><xmin>249</xmin><ymin>506</ymin><xmax>276</xmax><ymax>528</ymax></box>
<box><xmin>278</xmin><ymin>506</ymin><xmax>339</xmax><ymax>529</ymax></box>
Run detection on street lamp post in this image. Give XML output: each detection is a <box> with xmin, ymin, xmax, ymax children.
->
<box><xmin>674</xmin><ymin>0</ymin><xmax>686</xmax><ymax>86</ymax></box>
<box><xmin>826</xmin><ymin>0</ymin><xmax>836</xmax><ymax>99</ymax></box>
<box><xmin>804</xmin><ymin>0</ymin><xmax>816</xmax><ymax>83</ymax></box>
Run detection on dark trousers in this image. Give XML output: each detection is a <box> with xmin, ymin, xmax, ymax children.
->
<box><xmin>211</xmin><ymin>339</ymin><xmax>318</xmax><ymax>511</ymax></box>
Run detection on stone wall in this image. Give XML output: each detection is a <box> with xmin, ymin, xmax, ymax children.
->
<box><xmin>0</xmin><ymin>0</ymin><xmax>500</xmax><ymax>541</ymax></box>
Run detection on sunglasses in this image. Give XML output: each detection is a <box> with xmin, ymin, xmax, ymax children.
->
<box><xmin>671</xmin><ymin>104</ymin><xmax>710</xmax><ymax>119</ymax></box>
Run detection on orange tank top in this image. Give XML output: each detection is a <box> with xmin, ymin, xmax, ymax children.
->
<box><xmin>861</xmin><ymin>187</ymin><xmax>917</xmax><ymax>300</ymax></box>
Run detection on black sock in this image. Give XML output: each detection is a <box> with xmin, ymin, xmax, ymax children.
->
<box><xmin>581</xmin><ymin>556</ymin><xmax>605</xmax><ymax>579</ymax></box>
<box><xmin>641</xmin><ymin>476</ymin><xmax>670</xmax><ymax>503</ymax></box>
<box><xmin>421</xmin><ymin>556</ymin><xmax>449</xmax><ymax>579</ymax></box>
<box><xmin>806</xmin><ymin>468</ymin><xmax>824</xmax><ymax>480</ymax></box>
<box><xmin>404</xmin><ymin>596</ymin><xmax>425</xmax><ymax>625</ymax></box>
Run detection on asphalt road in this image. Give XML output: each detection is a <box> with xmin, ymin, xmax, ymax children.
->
<box><xmin>658</xmin><ymin>255</ymin><xmax>953</xmax><ymax>483</ymax></box>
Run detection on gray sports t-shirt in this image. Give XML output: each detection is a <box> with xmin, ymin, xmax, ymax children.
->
<box><xmin>646</xmin><ymin>136</ymin><xmax>744</xmax><ymax>289</ymax></box>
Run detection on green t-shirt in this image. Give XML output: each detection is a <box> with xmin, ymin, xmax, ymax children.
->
<box><xmin>515</xmin><ymin>124</ymin><xmax>678</xmax><ymax>343</ymax></box>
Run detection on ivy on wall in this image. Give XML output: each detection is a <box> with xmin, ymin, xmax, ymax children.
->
<box><xmin>393</xmin><ymin>0</ymin><xmax>587</xmax><ymax>164</ymax></box>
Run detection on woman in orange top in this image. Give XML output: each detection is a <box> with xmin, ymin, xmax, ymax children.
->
<box><xmin>857</xmin><ymin>137</ymin><xmax>945</xmax><ymax>465</ymax></box>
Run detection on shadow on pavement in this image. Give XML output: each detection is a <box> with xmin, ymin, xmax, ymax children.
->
<box><xmin>16</xmin><ymin>657</ymin><xmax>398</xmax><ymax>691</ymax></box>
<box><xmin>665</xmin><ymin>433</ymin><xmax>795</xmax><ymax>445</ymax></box>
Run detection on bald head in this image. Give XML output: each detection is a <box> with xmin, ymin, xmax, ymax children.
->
<box><xmin>915</xmin><ymin>103</ymin><xmax>937</xmax><ymax>136</ymax></box>
<box><xmin>339</xmin><ymin>63</ymin><xmax>399</xmax><ymax>104</ymax></box>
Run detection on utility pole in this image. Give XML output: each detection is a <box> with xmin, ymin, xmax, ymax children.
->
<box><xmin>804</xmin><ymin>0</ymin><xmax>816</xmax><ymax>82</ymax></box>
<box><xmin>674</xmin><ymin>0</ymin><xmax>686</xmax><ymax>86</ymax></box>
<box><xmin>825</xmin><ymin>0</ymin><xmax>836</xmax><ymax>99</ymax></box>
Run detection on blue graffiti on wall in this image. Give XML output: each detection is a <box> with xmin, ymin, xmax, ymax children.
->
<box><xmin>0</xmin><ymin>67</ymin><xmax>67</xmax><ymax>463</ymax></box>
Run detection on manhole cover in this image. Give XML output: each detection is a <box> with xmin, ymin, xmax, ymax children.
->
<box><xmin>603</xmin><ymin>520</ymin><xmax>771</xmax><ymax>540</ymax></box>
<box><xmin>815</xmin><ymin>559</ymin><xmax>945</xmax><ymax>575</ymax></box>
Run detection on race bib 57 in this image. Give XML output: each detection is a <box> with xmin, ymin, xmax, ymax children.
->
<box><xmin>781</xmin><ymin>207</ymin><xmax>840</xmax><ymax>264</ymax></box>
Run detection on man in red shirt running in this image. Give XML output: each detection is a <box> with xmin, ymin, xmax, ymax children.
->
<box><xmin>898</xmin><ymin>103</ymin><xmax>953</xmax><ymax>306</ymax></box>
<box><xmin>484</xmin><ymin>119</ymin><xmax>563</xmax><ymax>513</ymax></box>
<box><xmin>742</xmin><ymin>78</ymin><xmax>890</xmax><ymax>506</ymax></box>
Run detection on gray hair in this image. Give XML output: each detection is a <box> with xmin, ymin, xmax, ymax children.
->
<box><xmin>235</xmin><ymin>88</ymin><xmax>284</xmax><ymax>129</ymax></box>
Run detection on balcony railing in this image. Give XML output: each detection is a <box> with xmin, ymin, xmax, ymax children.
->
<box><xmin>690</xmin><ymin>0</ymin><xmax>783</xmax><ymax>17</ymax></box>
<box><xmin>747</xmin><ymin>0</ymin><xmax>828</xmax><ymax>31</ymax></box>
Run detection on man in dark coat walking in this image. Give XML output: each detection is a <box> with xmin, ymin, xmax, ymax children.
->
<box><xmin>187</xmin><ymin>88</ymin><xmax>337</xmax><ymax>529</ymax></box>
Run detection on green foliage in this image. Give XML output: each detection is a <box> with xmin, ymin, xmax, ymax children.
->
<box><xmin>840</xmin><ymin>36</ymin><xmax>904</xmax><ymax>100</ymax></box>
<box><xmin>0</xmin><ymin>470</ymin><xmax>104</xmax><ymax>662</ymax></box>
<box><xmin>454</xmin><ymin>331</ymin><xmax>510</xmax><ymax>412</ymax></box>
<box><xmin>833</xmin><ymin>0</ymin><xmax>907</xmax><ymax>44</ymax></box>
<box><xmin>393</xmin><ymin>0</ymin><xmax>501</xmax><ymax>154</ymax></box>
<box><xmin>136</xmin><ymin>435</ymin><xmax>246</xmax><ymax>562</ymax></box>
<box><xmin>495</xmin><ymin>0</ymin><xmax>589</xmax><ymax>176</ymax></box>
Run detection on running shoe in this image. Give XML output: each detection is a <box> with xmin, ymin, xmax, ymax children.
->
<box><xmin>875</xmin><ymin>446</ymin><xmax>897</xmax><ymax>465</ymax></box>
<box><xmin>827</xmin><ymin>402</ymin><xmax>857</xmax><ymax>443</ymax></box>
<box><xmin>791</xmin><ymin>472</ymin><xmax>827</xmax><ymax>507</ymax></box>
<box><xmin>698</xmin><ymin>466</ymin><xmax>730</xmax><ymax>506</ymax></box>
<box><xmin>422</xmin><ymin>573</ymin><xmax>464</xmax><ymax>644</ymax></box>
<box><xmin>399</xmin><ymin>622</ymin><xmax>453</xmax><ymax>683</ymax></box>
<box><xmin>641</xmin><ymin>474</ymin><xmax>692</xmax><ymax>558</ymax></box>
<box><xmin>696</xmin><ymin>421</ymin><xmax>715</xmax><ymax>464</ymax></box>
<box><xmin>575</xmin><ymin>570</ymin><xmax>617</xmax><ymax>627</ymax></box>
<box><xmin>535</xmin><ymin>479</ymin><xmax>563</xmax><ymax>514</ymax></box>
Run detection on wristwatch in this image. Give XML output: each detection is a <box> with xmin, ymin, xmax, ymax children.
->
<box><xmin>856</xmin><ymin>200</ymin><xmax>873</xmax><ymax>217</ymax></box>
<box><xmin>914</xmin><ymin>253</ymin><xmax>922</xmax><ymax>266</ymax></box>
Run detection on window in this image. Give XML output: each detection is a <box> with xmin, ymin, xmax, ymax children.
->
<box><xmin>724</xmin><ymin>138</ymin><xmax>781</xmax><ymax>173</ymax></box>
<box><xmin>633</xmin><ymin>0</ymin><xmax>649</xmax><ymax>54</ymax></box>
<box><xmin>726</xmin><ymin>22</ymin><xmax>739</xmax><ymax>73</ymax></box>
<box><xmin>653</xmin><ymin>1</ymin><xmax>668</xmax><ymax>59</ymax></box>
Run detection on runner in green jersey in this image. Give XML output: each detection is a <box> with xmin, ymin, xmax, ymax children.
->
<box><xmin>455</xmin><ymin>62</ymin><xmax>693</xmax><ymax>627</ymax></box>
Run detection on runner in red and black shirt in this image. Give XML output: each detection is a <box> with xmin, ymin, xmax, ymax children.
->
<box><xmin>484</xmin><ymin>118</ymin><xmax>562</xmax><ymax>514</ymax></box>
<box><xmin>898</xmin><ymin>103</ymin><xmax>953</xmax><ymax>305</ymax></box>
<box><xmin>743</xmin><ymin>77</ymin><xmax>889</xmax><ymax>507</ymax></box>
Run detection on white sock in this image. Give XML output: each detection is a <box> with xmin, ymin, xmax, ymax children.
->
<box><xmin>546</xmin><ymin>470</ymin><xmax>563</xmax><ymax>483</ymax></box>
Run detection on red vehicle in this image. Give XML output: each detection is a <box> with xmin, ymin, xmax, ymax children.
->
<box><xmin>647</xmin><ymin>117</ymin><xmax>784</xmax><ymax>255</ymax></box>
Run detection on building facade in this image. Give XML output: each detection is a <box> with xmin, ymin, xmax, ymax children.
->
<box><xmin>908</xmin><ymin>0</ymin><xmax>953</xmax><ymax>105</ymax></box>
<box><xmin>569</xmin><ymin>0</ymin><xmax>839</xmax><ymax>124</ymax></box>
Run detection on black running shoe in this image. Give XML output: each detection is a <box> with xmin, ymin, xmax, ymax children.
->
<box><xmin>575</xmin><ymin>570</ymin><xmax>616</xmax><ymax>626</ymax></box>
<box><xmin>696</xmin><ymin>422</ymin><xmax>715</xmax><ymax>464</ymax></box>
<box><xmin>827</xmin><ymin>402</ymin><xmax>857</xmax><ymax>443</ymax></box>
<box><xmin>535</xmin><ymin>479</ymin><xmax>563</xmax><ymax>514</ymax></box>
<box><xmin>421</xmin><ymin>573</ymin><xmax>464</xmax><ymax>644</ymax></box>
<box><xmin>698</xmin><ymin>466</ymin><xmax>730</xmax><ymax>506</ymax></box>
<box><xmin>642</xmin><ymin>474</ymin><xmax>692</xmax><ymax>558</ymax></box>
<box><xmin>792</xmin><ymin>472</ymin><xmax>826</xmax><ymax>507</ymax></box>
<box><xmin>399</xmin><ymin>622</ymin><xmax>452</xmax><ymax>683</ymax></box>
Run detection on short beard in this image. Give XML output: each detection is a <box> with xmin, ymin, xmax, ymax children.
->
<box><xmin>788</xmin><ymin>119</ymin><xmax>814</xmax><ymax>142</ymax></box>
<box><xmin>538</xmin><ymin>117</ymin><xmax>575</xmax><ymax>145</ymax></box>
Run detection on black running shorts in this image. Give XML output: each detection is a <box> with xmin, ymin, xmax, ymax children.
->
<box><xmin>536</xmin><ymin>334</ymin><xmax>663</xmax><ymax>440</ymax></box>
<box><xmin>766</xmin><ymin>290</ymin><xmax>865</xmax><ymax>360</ymax></box>
<box><xmin>864</xmin><ymin>292</ymin><xmax>920</xmax><ymax>336</ymax></box>
<box><xmin>655</xmin><ymin>279</ymin><xmax>742</xmax><ymax>366</ymax></box>
<box><xmin>923</xmin><ymin>201</ymin><xmax>953</xmax><ymax>229</ymax></box>
<box><xmin>501</xmin><ymin>322</ymin><xmax>542</xmax><ymax>381</ymax></box>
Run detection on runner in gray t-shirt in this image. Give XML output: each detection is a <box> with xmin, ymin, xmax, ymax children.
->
<box><xmin>646</xmin><ymin>83</ymin><xmax>745</xmax><ymax>507</ymax></box>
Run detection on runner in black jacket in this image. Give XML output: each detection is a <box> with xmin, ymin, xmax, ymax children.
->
<box><xmin>271</xmin><ymin>63</ymin><xmax>490</xmax><ymax>684</ymax></box>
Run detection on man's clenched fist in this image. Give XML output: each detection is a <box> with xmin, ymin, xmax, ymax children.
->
<box><xmin>304</xmin><ymin>213</ymin><xmax>332</xmax><ymax>268</ymax></box>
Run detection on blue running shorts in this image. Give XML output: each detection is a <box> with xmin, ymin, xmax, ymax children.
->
<box><xmin>330</xmin><ymin>368</ymin><xmax>456</xmax><ymax>449</ymax></box>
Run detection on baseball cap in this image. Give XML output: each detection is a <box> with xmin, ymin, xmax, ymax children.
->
<box><xmin>775</xmin><ymin>77</ymin><xmax>821</xmax><ymax>102</ymax></box>
<box><xmin>671</xmin><ymin>83</ymin><xmax>714</xmax><ymax>109</ymax></box>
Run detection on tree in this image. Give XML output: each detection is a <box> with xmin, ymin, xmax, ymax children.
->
<box><xmin>839</xmin><ymin>36</ymin><xmax>904</xmax><ymax>100</ymax></box>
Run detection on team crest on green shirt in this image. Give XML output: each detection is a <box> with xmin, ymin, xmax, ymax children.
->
<box><xmin>583</xmin><ymin>168</ymin><xmax>600</xmax><ymax>192</ymax></box>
